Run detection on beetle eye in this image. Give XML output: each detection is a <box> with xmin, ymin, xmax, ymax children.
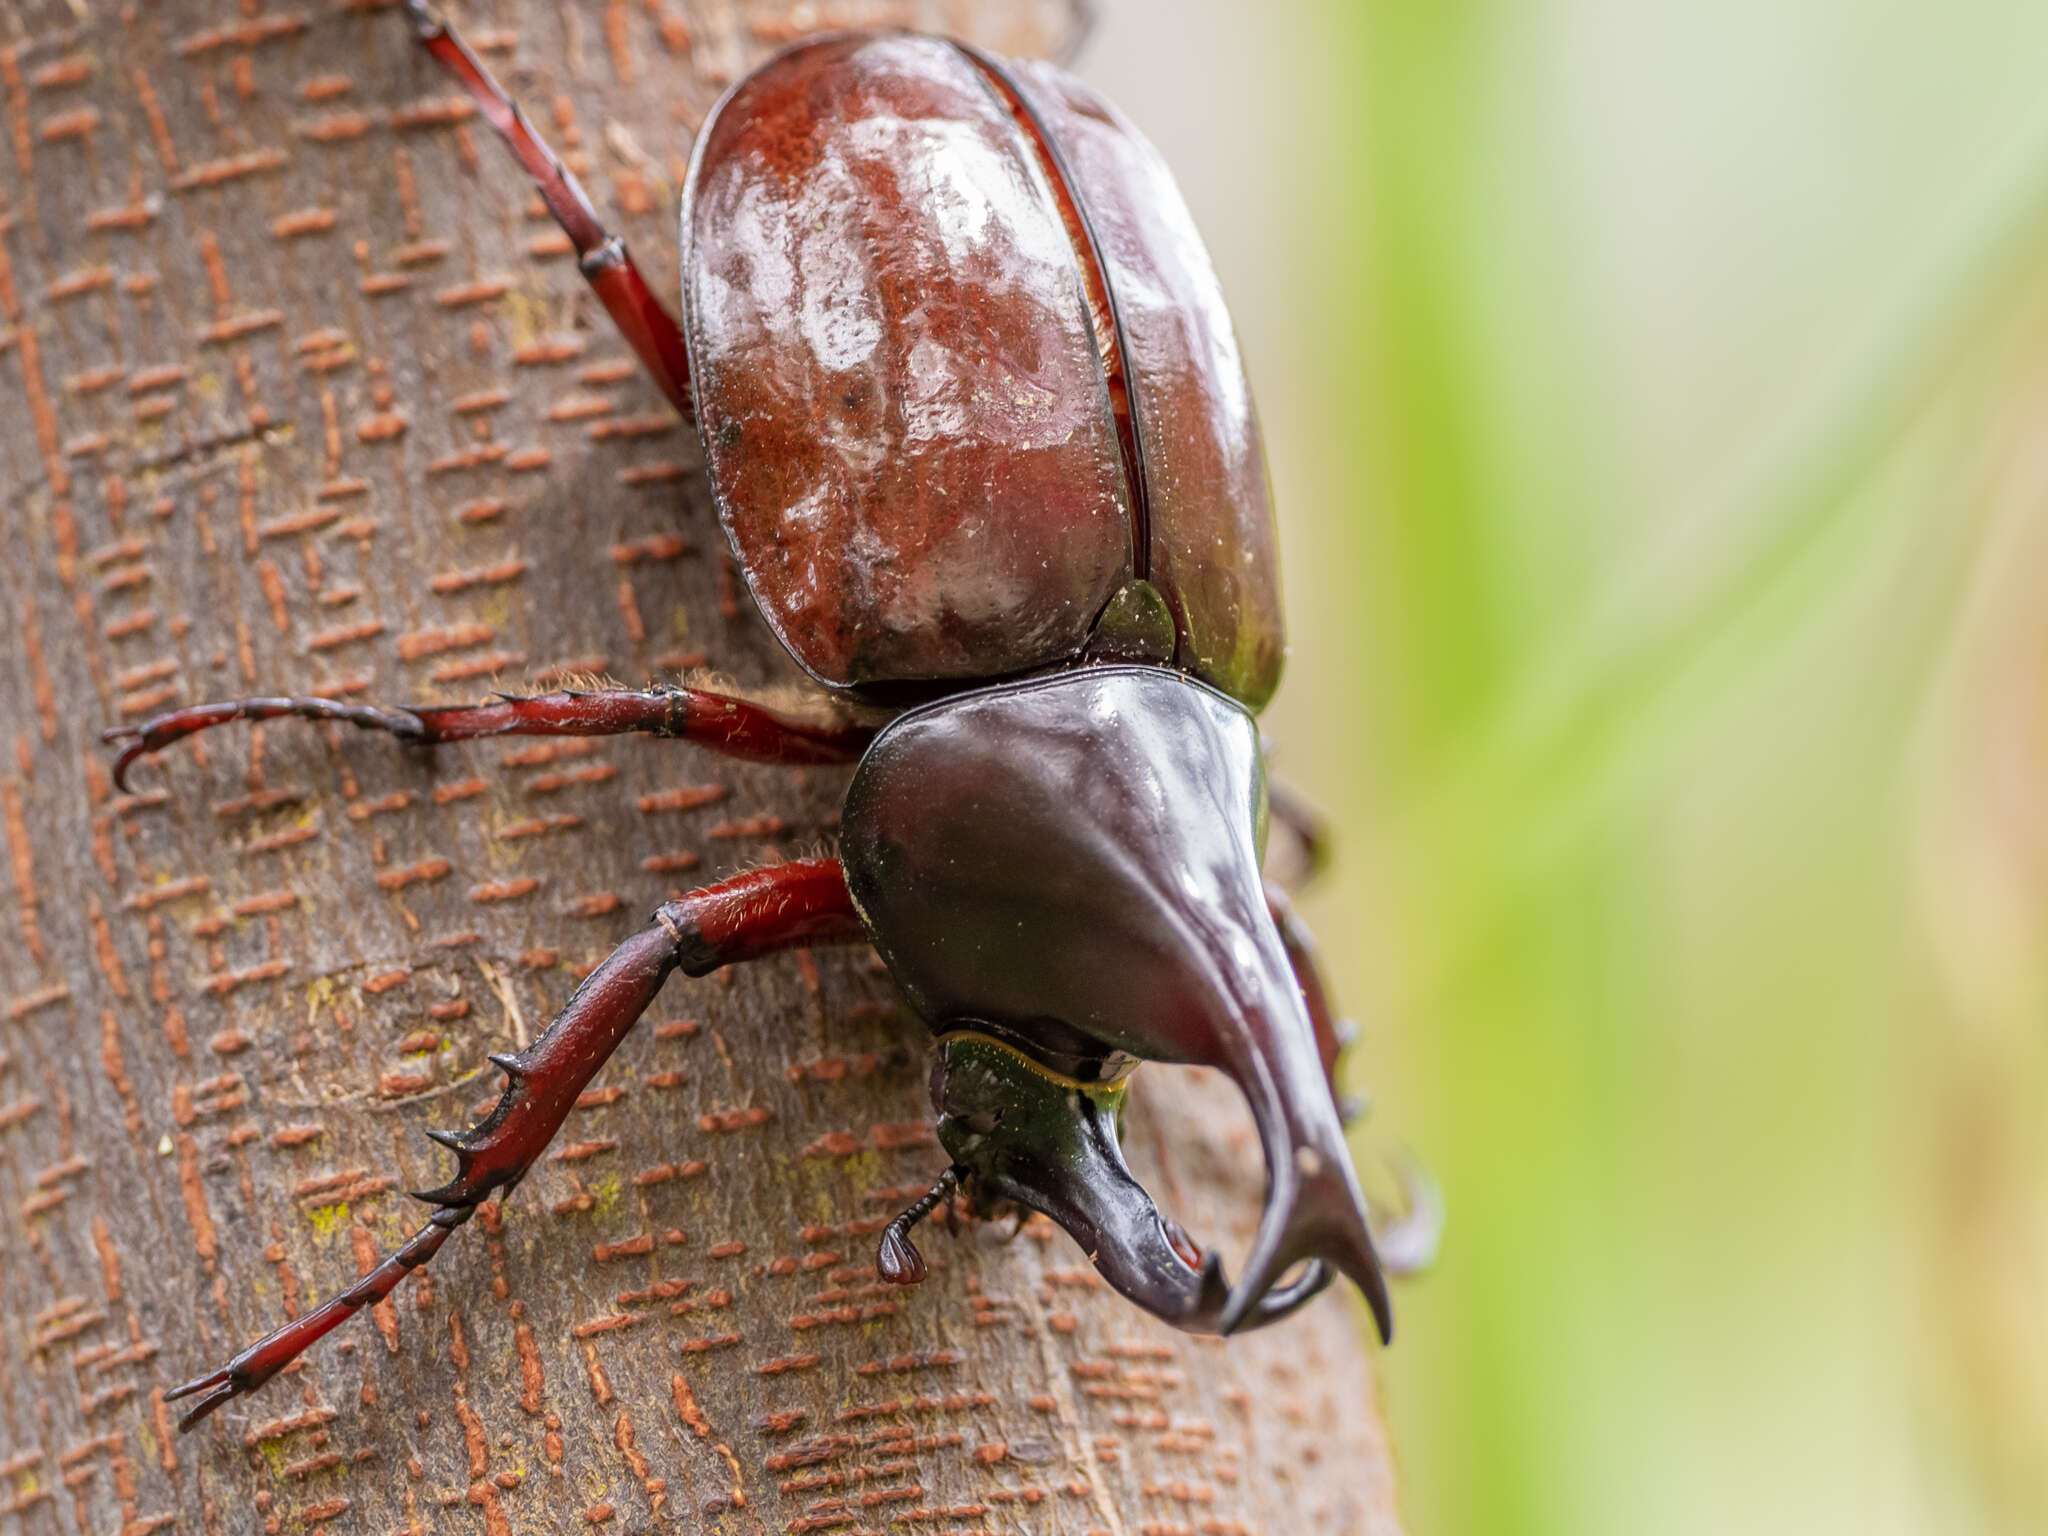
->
<box><xmin>928</xmin><ymin>1047</ymin><xmax>1002</xmax><ymax>1135</ymax></box>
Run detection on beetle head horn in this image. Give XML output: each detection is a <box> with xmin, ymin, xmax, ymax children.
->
<box><xmin>841</xmin><ymin>665</ymin><xmax>1391</xmax><ymax>1339</ymax></box>
<box><xmin>927</xmin><ymin>1031</ymin><xmax>1330</xmax><ymax>1331</ymax></box>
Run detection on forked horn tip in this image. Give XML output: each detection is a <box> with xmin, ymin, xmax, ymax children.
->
<box><xmin>1214</xmin><ymin>1168</ymin><xmax>1391</xmax><ymax>1341</ymax></box>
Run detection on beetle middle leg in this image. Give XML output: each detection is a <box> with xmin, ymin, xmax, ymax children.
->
<box><xmin>1264</xmin><ymin>775</ymin><xmax>1331</xmax><ymax>893</ymax></box>
<box><xmin>105</xmin><ymin>684</ymin><xmax>875</xmax><ymax>792</ymax></box>
<box><xmin>1266</xmin><ymin>881</ymin><xmax>1361</xmax><ymax>1122</ymax></box>
<box><xmin>402</xmin><ymin>0</ymin><xmax>694</xmax><ymax>421</ymax></box>
<box><xmin>1266</xmin><ymin>882</ymin><xmax>1442</xmax><ymax>1275</ymax></box>
<box><xmin>167</xmin><ymin>858</ymin><xmax>864</xmax><ymax>1430</ymax></box>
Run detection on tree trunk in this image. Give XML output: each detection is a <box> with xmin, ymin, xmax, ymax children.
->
<box><xmin>0</xmin><ymin>2</ymin><xmax>1402</xmax><ymax>1532</ymax></box>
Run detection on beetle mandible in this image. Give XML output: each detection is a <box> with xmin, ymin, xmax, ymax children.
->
<box><xmin>110</xmin><ymin>2</ymin><xmax>1436</xmax><ymax>1431</ymax></box>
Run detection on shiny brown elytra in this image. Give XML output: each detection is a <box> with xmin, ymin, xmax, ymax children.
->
<box><xmin>107</xmin><ymin>2</ymin><xmax>1433</xmax><ymax>1432</ymax></box>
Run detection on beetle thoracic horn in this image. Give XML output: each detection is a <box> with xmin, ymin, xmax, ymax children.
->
<box><xmin>841</xmin><ymin>664</ymin><xmax>1393</xmax><ymax>1338</ymax></box>
<box><xmin>1210</xmin><ymin>1013</ymin><xmax>1393</xmax><ymax>1339</ymax></box>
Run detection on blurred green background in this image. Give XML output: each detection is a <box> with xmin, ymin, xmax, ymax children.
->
<box><xmin>1083</xmin><ymin>2</ymin><xmax>2048</xmax><ymax>1532</ymax></box>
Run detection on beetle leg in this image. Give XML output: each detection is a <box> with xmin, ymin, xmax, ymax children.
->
<box><xmin>1371</xmin><ymin>1151</ymin><xmax>1443</xmax><ymax>1278</ymax></box>
<box><xmin>401</xmin><ymin>0</ymin><xmax>694</xmax><ymax>422</ymax></box>
<box><xmin>166</xmin><ymin>860</ymin><xmax>864</xmax><ymax>1430</ymax></box>
<box><xmin>104</xmin><ymin>685</ymin><xmax>874</xmax><ymax>792</ymax></box>
<box><xmin>1054</xmin><ymin>0</ymin><xmax>1099</xmax><ymax>67</ymax></box>
<box><xmin>1265</xmin><ymin>882</ymin><xmax>1362</xmax><ymax>1125</ymax></box>
<box><xmin>1263</xmin><ymin>775</ymin><xmax>1331</xmax><ymax>893</ymax></box>
<box><xmin>166</xmin><ymin>1205</ymin><xmax>477</xmax><ymax>1432</ymax></box>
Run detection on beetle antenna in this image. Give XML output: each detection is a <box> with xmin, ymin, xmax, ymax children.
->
<box><xmin>875</xmin><ymin>1166</ymin><xmax>962</xmax><ymax>1285</ymax></box>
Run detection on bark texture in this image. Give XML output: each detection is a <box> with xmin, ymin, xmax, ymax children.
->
<box><xmin>0</xmin><ymin>2</ymin><xmax>1402</xmax><ymax>1532</ymax></box>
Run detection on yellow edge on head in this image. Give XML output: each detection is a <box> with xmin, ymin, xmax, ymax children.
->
<box><xmin>933</xmin><ymin>1029</ymin><xmax>1137</xmax><ymax>1095</ymax></box>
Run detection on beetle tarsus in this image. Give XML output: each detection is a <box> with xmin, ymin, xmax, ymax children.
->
<box><xmin>579</xmin><ymin>235</ymin><xmax>630</xmax><ymax>277</ymax></box>
<box><xmin>163</xmin><ymin>1370</ymin><xmax>238</xmax><ymax>1433</ymax></box>
<box><xmin>107</xmin><ymin>685</ymin><xmax>872</xmax><ymax>792</ymax></box>
<box><xmin>104</xmin><ymin>697</ymin><xmax>429</xmax><ymax>792</ymax></box>
<box><xmin>168</xmin><ymin>1202</ymin><xmax>474</xmax><ymax>1430</ymax></box>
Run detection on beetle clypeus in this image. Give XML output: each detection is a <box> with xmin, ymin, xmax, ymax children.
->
<box><xmin>115</xmin><ymin>1</ymin><xmax>1436</xmax><ymax>1432</ymax></box>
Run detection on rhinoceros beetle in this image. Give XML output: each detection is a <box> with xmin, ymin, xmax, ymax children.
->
<box><xmin>113</xmin><ymin>4</ymin><xmax>1434</xmax><ymax>1432</ymax></box>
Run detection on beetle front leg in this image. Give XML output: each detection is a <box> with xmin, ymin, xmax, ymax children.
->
<box><xmin>401</xmin><ymin>0</ymin><xmax>694</xmax><ymax>420</ymax></box>
<box><xmin>105</xmin><ymin>685</ymin><xmax>875</xmax><ymax>791</ymax></box>
<box><xmin>167</xmin><ymin>859</ymin><xmax>864</xmax><ymax>1430</ymax></box>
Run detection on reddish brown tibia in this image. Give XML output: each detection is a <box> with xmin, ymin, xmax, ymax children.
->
<box><xmin>103</xmin><ymin>685</ymin><xmax>875</xmax><ymax>790</ymax></box>
<box><xmin>166</xmin><ymin>861</ymin><xmax>864</xmax><ymax>1430</ymax></box>
<box><xmin>415</xmin><ymin>860</ymin><xmax>862</xmax><ymax>1208</ymax></box>
<box><xmin>404</xmin><ymin>0</ymin><xmax>695</xmax><ymax>420</ymax></box>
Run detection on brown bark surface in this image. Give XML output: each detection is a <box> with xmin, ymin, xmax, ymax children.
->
<box><xmin>0</xmin><ymin>3</ymin><xmax>1402</xmax><ymax>1532</ymax></box>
